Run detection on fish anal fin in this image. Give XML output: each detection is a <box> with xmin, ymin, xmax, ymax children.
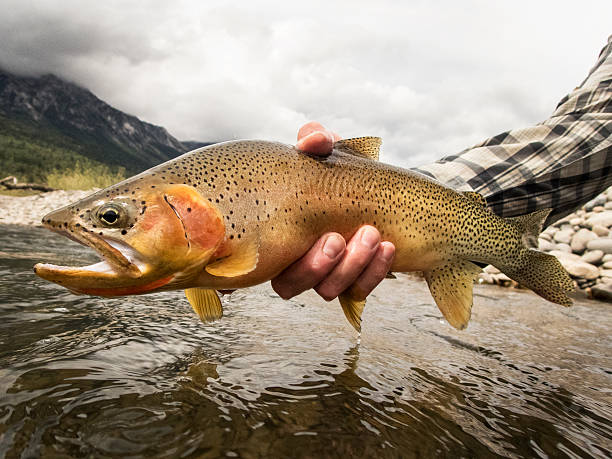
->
<box><xmin>424</xmin><ymin>260</ymin><xmax>482</xmax><ymax>330</ymax></box>
<box><xmin>205</xmin><ymin>235</ymin><xmax>259</xmax><ymax>277</ymax></box>
<box><xmin>185</xmin><ymin>288</ymin><xmax>223</xmax><ymax>322</ymax></box>
<box><xmin>338</xmin><ymin>291</ymin><xmax>366</xmax><ymax>332</ymax></box>
<box><xmin>334</xmin><ymin>137</ymin><xmax>382</xmax><ymax>160</ymax></box>
<box><xmin>462</xmin><ymin>191</ymin><xmax>487</xmax><ymax>207</ymax></box>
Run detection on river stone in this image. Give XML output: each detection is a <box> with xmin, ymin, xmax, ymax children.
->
<box><xmin>570</xmin><ymin>228</ymin><xmax>598</xmax><ymax>253</ymax></box>
<box><xmin>539</xmin><ymin>232</ymin><xmax>552</xmax><ymax>242</ymax></box>
<box><xmin>599</xmin><ymin>268</ymin><xmax>612</xmax><ymax>278</ymax></box>
<box><xmin>553</xmin><ymin>229</ymin><xmax>573</xmax><ymax>244</ymax></box>
<box><xmin>582</xmin><ymin>250</ymin><xmax>604</xmax><ymax>265</ymax></box>
<box><xmin>569</xmin><ymin>217</ymin><xmax>583</xmax><ymax>226</ymax></box>
<box><xmin>592</xmin><ymin>224</ymin><xmax>609</xmax><ymax>237</ymax></box>
<box><xmin>604</xmin><ymin>254</ymin><xmax>612</xmax><ymax>263</ymax></box>
<box><xmin>605</xmin><ymin>201</ymin><xmax>612</xmax><ymax>210</ymax></box>
<box><xmin>557</xmin><ymin>259</ymin><xmax>599</xmax><ymax>280</ymax></box>
<box><xmin>543</xmin><ymin>227</ymin><xmax>558</xmax><ymax>236</ymax></box>
<box><xmin>603</xmin><ymin>261</ymin><xmax>612</xmax><ymax>269</ymax></box>
<box><xmin>586</xmin><ymin>211</ymin><xmax>612</xmax><ymax>228</ymax></box>
<box><xmin>599</xmin><ymin>276</ymin><xmax>612</xmax><ymax>286</ymax></box>
<box><xmin>538</xmin><ymin>239</ymin><xmax>555</xmax><ymax>252</ymax></box>
<box><xmin>585</xmin><ymin>195</ymin><xmax>606</xmax><ymax>211</ymax></box>
<box><xmin>590</xmin><ymin>285</ymin><xmax>612</xmax><ymax>302</ymax></box>
<box><xmin>586</xmin><ymin>238</ymin><xmax>612</xmax><ymax>254</ymax></box>
<box><xmin>555</xmin><ymin>243</ymin><xmax>572</xmax><ymax>253</ymax></box>
<box><xmin>593</xmin><ymin>206</ymin><xmax>605</xmax><ymax>213</ymax></box>
<box><xmin>484</xmin><ymin>265</ymin><xmax>501</xmax><ymax>274</ymax></box>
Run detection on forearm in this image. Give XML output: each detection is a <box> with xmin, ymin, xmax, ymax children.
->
<box><xmin>413</xmin><ymin>35</ymin><xmax>612</xmax><ymax>226</ymax></box>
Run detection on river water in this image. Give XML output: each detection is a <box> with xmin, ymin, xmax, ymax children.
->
<box><xmin>0</xmin><ymin>224</ymin><xmax>610</xmax><ymax>457</ymax></box>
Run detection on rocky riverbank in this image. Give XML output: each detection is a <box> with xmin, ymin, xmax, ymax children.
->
<box><xmin>2</xmin><ymin>187</ymin><xmax>612</xmax><ymax>302</ymax></box>
<box><xmin>479</xmin><ymin>188</ymin><xmax>612</xmax><ymax>302</ymax></box>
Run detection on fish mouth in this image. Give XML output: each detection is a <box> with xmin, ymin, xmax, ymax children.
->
<box><xmin>34</xmin><ymin>225</ymin><xmax>148</xmax><ymax>293</ymax></box>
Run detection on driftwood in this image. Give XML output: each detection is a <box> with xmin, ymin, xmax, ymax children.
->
<box><xmin>0</xmin><ymin>176</ymin><xmax>56</xmax><ymax>192</ymax></box>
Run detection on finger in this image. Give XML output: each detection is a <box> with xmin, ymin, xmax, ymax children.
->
<box><xmin>271</xmin><ymin>233</ymin><xmax>346</xmax><ymax>299</ymax></box>
<box><xmin>348</xmin><ymin>241</ymin><xmax>395</xmax><ymax>301</ymax></box>
<box><xmin>297</xmin><ymin>121</ymin><xmax>327</xmax><ymax>140</ymax></box>
<box><xmin>315</xmin><ymin>226</ymin><xmax>381</xmax><ymax>301</ymax></box>
<box><xmin>296</xmin><ymin>131</ymin><xmax>335</xmax><ymax>155</ymax></box>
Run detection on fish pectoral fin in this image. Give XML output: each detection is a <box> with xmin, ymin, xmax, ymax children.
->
<box><xmin>385</xmin><ymin>272</ymin><xmax>397</xmax><ymax>279</ymax></box>
<box><xmin>424</xmin><ymin>260</ymin><xmax>482</xmax><ymax>330</ymax></box>
<box><xmin>334</xmin><ymin>137</ymin><xmax>382</xmax><ymax>161</ymax></box>
<box><xmin>205</xmin><ymin>235</ymin><xmax>259</xmax><ymax>277</ymax></box>
<box><xmin>462</xmin><ymin>191</ymin><xmax>487</xmax><ymax>207</ymax></box>
<box><xmin>338</xmin><ymin>291</ymin><xmax>366</xmax><ymax>333</ymax></box>
<box><xmin>185</xmin><ymin>288</ymin><xmax>223</xmax><ymax>322</ymax></box>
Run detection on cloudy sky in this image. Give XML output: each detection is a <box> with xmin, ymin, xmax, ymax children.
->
<box><xmin>1</xmin><ymin>0</ymin><xmax>610</xmax><ymax>167</ymax></box>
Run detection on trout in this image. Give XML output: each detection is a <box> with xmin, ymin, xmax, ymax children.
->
<box><xmin>34</xmin><ymin>138</ymin><xmax>574</xmax><ymax>331</ymax></box>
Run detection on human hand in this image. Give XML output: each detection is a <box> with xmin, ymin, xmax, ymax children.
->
<box><xmin>271</xmin><ymin>122</ymin><xmax>396</xmax><ymax>302</ymax></box>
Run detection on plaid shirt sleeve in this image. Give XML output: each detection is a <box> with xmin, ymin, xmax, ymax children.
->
<box><xmin>413</xmin><ymin>35</ymin><xmax>612</xmax><ymax>225</ymax></box>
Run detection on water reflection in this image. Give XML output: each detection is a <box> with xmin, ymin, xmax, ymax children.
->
<box><xmin>0</xmin><ymin>225</ymin><xmax>610</xmax><ymax>457</ymax></box>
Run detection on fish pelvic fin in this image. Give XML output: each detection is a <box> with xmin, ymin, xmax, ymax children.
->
<box><xmin>338</xmin><ymin>291</ymin><xmax>366</xmax><ymax>332</ymax></box>
<box><xmin>334</xmin><ymin>137</ymin><xmax>382</xmax><ymax>160</ymax></box>
<box><xmin>499</xmin><ymin>250</ymin><xmax>575</xmax><ymax>307</ymax></box>
<box><xmin>424</xmin><ymin>260</ymin><xmax>482</xmax><ymax>330</ymax></box>
<box><xmin>508</xmin><ymin>208</ymin><xmax>551</xmax><ymax>249</ymax></box>
<box><xmin>185</xmin><ymin>288</ymin><xmax>223</xmax><ymax>322</ymax></box>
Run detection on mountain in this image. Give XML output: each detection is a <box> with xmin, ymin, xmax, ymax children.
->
<box><xmin>0</xmin><ymin>69</ymin><xmax>209</xmax><ymax>183</ymax></box>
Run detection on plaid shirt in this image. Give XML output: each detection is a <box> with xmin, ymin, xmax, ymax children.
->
<box><xmin>414</xmin><ymin>35</ymin><xmax>612</xmax><ymax>226</ymax></box>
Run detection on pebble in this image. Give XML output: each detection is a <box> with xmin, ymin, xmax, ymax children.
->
<box><xmin>599</xmin><ymin>269</ymin><xmax>612</xmax><ymax>278</ymax></box>
<box><xmin>553</xmin><ymin>230</ymin><xmax>573</xmax><ymax>244</ymax></box>
<box><xmin>555</xmin><ymin>243</ymin><xmax>572</xmax><ymax>253</ymax></box>
<box><xmin>539</xmin><ymin>232</ymin><xmax>552</xmax><ymax>241</ymax></box>
<box><xmin>538</xmin><ymin>239</ymin><xmax>555</xmax><ymax>251</ymax></box>
<box><xmin>586</xmin><ymin>238</ymin><xmax>612</xmax><ymax>254</ymax></box>
<box><xmin>569</xmin><ymin>217</ymin><xmax>583</xmax><ymax>226</ymax></box>
<box><xmin>592</xmin><ymin>224</ymin><xmax>609</xmax><ymax>237</ymax></box>
<box><xmin>590</xmin><ymin>285</ymin><xmax>612</xmax><ymax>301</ymax></box>
<box><xmin>603</xmin><ymin>261</ymin><xmax>612</xmax><ymax>269</ymax></box>
<box><xmin>586</xmin><ymin>211</ymin><xmax>612</xmax><ymax>228</ymax></box>
<box><xmin>570</xmin><ymin>228</ymin><xmax>598</xmax><ymax>253</ymax></box>
<box><xmin>593</xmin><ymin>206</ymin><xmax>605</xmax><ymax>213</ymax></box>
<box><xmin>606</xmin><ymin>201</ymin><xmax>612</xmax><ymax>210</ymax></box>
<box><xmin>582</xmin><ymin>250</ymin><xmax>604</xmax><ymax>265</ymax></box>
<box><xmin>559</xmin><ymin>258</ymin><xmax>599</xmax><ymax>280</ymax></box>
<box><xmin>604</xmin><ymin>254</ymin><xmax>612</xmax><ymax>263</ymax></box>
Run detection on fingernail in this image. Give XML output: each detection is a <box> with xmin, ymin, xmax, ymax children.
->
<box><xmin>380</xmin><ymin>242</ymin><xmax>395</xmax><ymax>262</ymax></box>
<box><xmin>360</xmin><ymin>227</ymin><xmax>379</xmax><ymax>249</ymax></box>
<box><xmin>323</xmin><ymin>235</ymin><xmax>344</xmax><ymax>259</ymax></box>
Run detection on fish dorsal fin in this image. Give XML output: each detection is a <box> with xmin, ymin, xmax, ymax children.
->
<box><xmin>205</xmin><ymin>235</ymin><xmax>259</xmax><ymax>277</ymax></box>
<box><xmin>334</xmin><ymin>137</ymin><xmax>382</xmax><ymax>160</ymax></box>
<box><xmin>462</xmin><ymin>191</ymin><xmax>487</xmax><ymax>207</ymax></box>
<box><xmin>424</xmin><ymin>260</ymin><xmax>482</xmax><ymax>330</ymax></box>
<box><xmin>508</xmin><ymin>208</ymin><xmax>551</xmax><ymax>249</ymax></box>
<box><xmin>338</xmin><ymin>291</ymin><xmax>366</xmax><ymax>332</ymax></box>
<box><xmin>185</xmin><ymin>288</ymin><xmax>223</xmax><ymax>322</ymax></box>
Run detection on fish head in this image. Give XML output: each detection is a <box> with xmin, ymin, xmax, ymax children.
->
<box><xmin>34</xmin><ymin>183</ymin><xmax>225</xmax><ymax>296</ymax></box>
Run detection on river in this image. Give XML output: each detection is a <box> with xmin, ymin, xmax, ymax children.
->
<box><xmin>0</xmin><ymin>224</ymin><xmax>610</xmax><ymax>457</ymax></box>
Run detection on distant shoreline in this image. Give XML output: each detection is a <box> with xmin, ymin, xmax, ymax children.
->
<box><xmin>0</xmin><ymin>189</ymin><xmax>95</xmax><ymax>226</ymax></box>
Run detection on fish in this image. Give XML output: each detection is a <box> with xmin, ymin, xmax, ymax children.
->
<box><xmin>34</xmin><ymin>138</ymin><xmax>575</xmax><ymax>331</ymax></box>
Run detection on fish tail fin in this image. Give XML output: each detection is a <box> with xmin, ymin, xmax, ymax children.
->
<box><xmin>499</xmin><ymin>209</ymin><xmax>575</xmax><ymax>306</ymax></box>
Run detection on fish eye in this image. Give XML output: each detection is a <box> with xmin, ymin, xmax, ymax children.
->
<box><xmin>98</xmin><ymin>206</ymin><xmax>121</xmax><ymax>226</ymax></box>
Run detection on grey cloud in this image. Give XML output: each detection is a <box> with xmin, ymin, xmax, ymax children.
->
<box><xmin>0</xmin><ymin>0</ymin><xmax>610</xmax><ymax>168</ymax></box>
